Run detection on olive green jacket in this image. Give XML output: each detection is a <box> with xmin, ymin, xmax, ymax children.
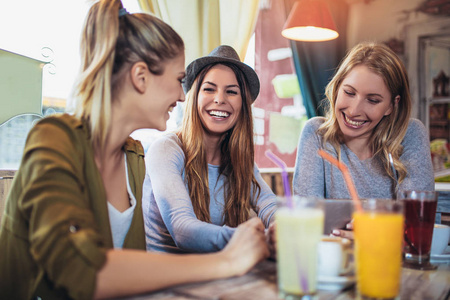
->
<box><xmin>0</xmin><ymin>114</ymin><xmax>146</xmax><ymax>299</ymax></box>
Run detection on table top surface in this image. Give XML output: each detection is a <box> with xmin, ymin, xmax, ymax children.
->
<box><xmin>119</xmin><ymin>259</ymin><xmax>450</xmax><ymax>300</ymax></box>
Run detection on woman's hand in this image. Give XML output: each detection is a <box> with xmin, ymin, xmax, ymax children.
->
<box><xmin>95</xmin><ymin>219</ymin><xmax>269</xmax><ymax>299</ymax></box>
<box><xmin>331</xmin><ymin>221</ymin><xmax>354</xmax><ymax>240</ymax></box>
<box><xmin>221</xmin><ymin>218</ymin><xmax>270</xmax><ymax>276</ymax></box>
<box><xmin>266</xmin><ymin>222</ymin><xmax>277</xmax><ymax>260</ymax></box>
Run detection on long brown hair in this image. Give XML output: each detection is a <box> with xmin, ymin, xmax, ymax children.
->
<box><xmin>177</xmin><ymin>63</ymin><xmax>260</xmax><ymax>227</ymax></box>
<box><xmin>72</xmin><ymin>0</ymin><xmax>184</xmax><ymax>152</ymax></box>
<box><xmin>319</xmin><ymin>42</ymin><xmax>411</xmax><ymax>183</ymax></box>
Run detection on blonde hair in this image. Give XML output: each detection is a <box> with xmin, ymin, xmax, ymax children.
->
<box><xmin>319</xmin><ymin>42</ymin><xmax>411</xmax><ymax>183</ymax></box>
<box><xmin>72</xmin><ymin>0</ymin><xmax>184</xmax><ymax>151</ymax></box>
<box><xmin>177</xmin><ymin>63</ymin><xmax>260</xmax><ymax>227</ymax></box>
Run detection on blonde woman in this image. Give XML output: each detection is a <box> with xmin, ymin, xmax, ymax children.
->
<box><xmin>293</xmin><ymin>42</ymin><xmax>434</xmax><ymax>236</ymax></box>
<box><xmin>143</xmin><ymin>45</ymin><xmax>277</xmax><ymax>253</ymax></box>
<box><xmin>0</xmin><ymin>2</ymin><xmax>269</xmax><ymax>299</ymax></box>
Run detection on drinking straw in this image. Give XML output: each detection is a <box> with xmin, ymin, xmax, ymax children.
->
<box><xmin>295</xmin><ymin>248</ymin><xmax>309</xmax><ymax>293</ymax></box>
<box><xmin>318</xmin><ymin>149</ymin><xmax>363</xmax><ymax>212</ymax></box>
<box><xmin>265</xmin><ymin>150</ymin><xmax>293</xmax><ymax>208</ymax></box>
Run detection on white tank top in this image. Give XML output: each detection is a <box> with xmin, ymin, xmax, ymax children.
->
<box><xmin>107</xmin><ymin>153</ymin><xmax>136</xmax><ymax>248</ymax></box>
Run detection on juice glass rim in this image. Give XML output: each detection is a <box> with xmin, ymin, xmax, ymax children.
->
<box><xmin>397</xmin><ymin>190</ymin><xmax>438</xmax><ymax>202</ymax></box>
<box><xmin>358</xmin><ymin>198</ymin><xmax>403</xmax><ymax>214</ymax></box>
<box><xmin>276</xmin><ymin>196</ymin><xmax>323</xmax><ymax>209</ymax></box>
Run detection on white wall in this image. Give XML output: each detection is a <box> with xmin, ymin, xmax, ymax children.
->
<box><xmin>347</xmin><ymin>0</ymin><xmax>433</xmax><ymax>48</ymax></box>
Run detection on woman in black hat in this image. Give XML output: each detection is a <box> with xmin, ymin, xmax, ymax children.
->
<box><xmin>143</xmin><ymin>45</ymin><xmax>277</xmax><ymax>254</ymax></box>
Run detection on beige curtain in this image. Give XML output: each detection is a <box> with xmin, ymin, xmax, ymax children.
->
<box><xmin>138</xmin><ymin>0</ymin><xmax>260</xmax><ymax>65</ymax></box>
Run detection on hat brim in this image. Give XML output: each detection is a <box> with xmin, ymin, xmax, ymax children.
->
<box><xmin>183</xmin><ymin>56</ymin><xmax>260</xmax><ymax>103</ymax></box>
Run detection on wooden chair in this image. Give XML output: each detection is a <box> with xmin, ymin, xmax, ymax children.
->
<box><xmin>261</xmin><ymin>171</ymin><xmax>294</xmax><ymax>196</ymax></box>
<box><xmin>0</xmin><ymin>169</ymin><xmax>16</xmax><ymax>225</ymax></box>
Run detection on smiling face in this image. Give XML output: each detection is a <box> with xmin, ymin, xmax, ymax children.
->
<box><xmin>144</xmin><ymin>53</ymin><xmax>186</xmax><ymax>131</ymax></box>
<box><xmin>335</xmin><ymin>64</ymin><xmax>396</xmax><ymax>145</ymax></box>
<box><xmin>197</xmin><ymin>64</ymin><xmax>242</xmax><ymax>136</ymax></box>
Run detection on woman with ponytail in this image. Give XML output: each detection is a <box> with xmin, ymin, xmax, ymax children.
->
<box><xmin>0</xmin><ymin>2</ymin><xmax>269</xmax><ymax>299</ymax></box>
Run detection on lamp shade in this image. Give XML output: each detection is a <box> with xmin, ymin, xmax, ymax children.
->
<box><xmin>282</xmin><ymin>0</ymin><xmax>339</xmax><ymax>42</ymax></box>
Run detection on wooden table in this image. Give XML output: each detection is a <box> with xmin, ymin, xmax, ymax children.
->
<box><xmin>119</xmin><ymin>259</ymin><xmax>450</xmax><ymax>300</ymax></box>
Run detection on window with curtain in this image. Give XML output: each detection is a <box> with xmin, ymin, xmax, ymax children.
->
<box><xmin>138</xmin><ymin>0</ymin><xmax>260</xmax><ymax>65</ymax></box>
<box><xmin>0</xmin><ymin>0</ymin><xmax>140</xmax><ymax>169</ymax></box>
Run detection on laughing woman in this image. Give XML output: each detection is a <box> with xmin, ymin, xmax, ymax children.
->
<box><xmin>143</xmin><ymin>45</ymin><xmax>277</xmax><ymax>254</ymax></box>
<box><xmin>0</xmin><ymin>2</ymin><xmax>269</xmax><ymax>299</ymax></box>
<box><xmin>292</xmin><ymin>42</ymin><xmax>434</xmax><ymax>236</ymax></box>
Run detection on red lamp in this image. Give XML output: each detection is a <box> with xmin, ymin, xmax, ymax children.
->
<box><xmin>282</xmin><ymin>0</ymin><xmax>339</xmax><ymax>42</ymax></box>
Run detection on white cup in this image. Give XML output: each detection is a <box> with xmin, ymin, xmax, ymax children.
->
<box><xmin>431</xmin><ymin>224</ymin><xmax>450</xmax><ymax>255</ymax></box>
<box><xmin>317</xmin><ymin>236</ymin><xmax>353</xmax><ymax>277</ymax></box>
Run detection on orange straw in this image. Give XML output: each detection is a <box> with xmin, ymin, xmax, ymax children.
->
<box><xmin>318</xmin><ymin>149</ymin><xmax>363</xmax><ymax>212</ymax></box>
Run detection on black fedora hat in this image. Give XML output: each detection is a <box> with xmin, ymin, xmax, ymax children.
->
<box><xmin>183</xmin><ymin>45</ymin><xmax>260</xmax><ymax>102</ymax></box>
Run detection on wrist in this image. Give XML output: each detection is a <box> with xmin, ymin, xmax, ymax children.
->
<box><xmin>214</xmin><ymin>249</ymin><xmax>236</xmax><ymax>278</ymax></box>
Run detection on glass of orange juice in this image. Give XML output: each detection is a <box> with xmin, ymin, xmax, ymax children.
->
<box><xmin>353</xmin><ymin>199</ymin><xmax>404</xmax><ymax>300</ymax></box>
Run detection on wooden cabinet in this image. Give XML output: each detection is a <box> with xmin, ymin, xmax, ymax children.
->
<box><xmin>429</xmin><ymin>101</ymin><xmax>450</xmax><ymax>141</ymax></box>
<box><xmin>419</xmin><ymin>34</ymin><xmax>450</xmax><ymax>180</ymax></box>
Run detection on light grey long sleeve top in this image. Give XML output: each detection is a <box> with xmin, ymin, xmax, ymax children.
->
<box><xmin>293</xmin><ymin>117</ymin><xmax>434</xmax><ymax>199</ymax></box>
<box><xmin>143</xmin><ymin>133</ymin><xmax>277</xmax><ymax>253</ymax></box>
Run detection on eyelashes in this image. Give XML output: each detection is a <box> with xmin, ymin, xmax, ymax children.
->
<box><xmin>343</xmin><ymin>90</ymin><xmax>381</xmax><ymax>104</ymax></box>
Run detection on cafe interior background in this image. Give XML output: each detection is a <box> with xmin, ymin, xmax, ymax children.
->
<box><xmin>1</xmin><ymin>0</ymin><xmax>449</xmax><ymax>224</ymax></box>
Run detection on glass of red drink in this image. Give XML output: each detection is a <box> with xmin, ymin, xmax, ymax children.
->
<box><xmin>397</xmin><ymin>190</ymin><xmax>438</xmax><ymax>270</ymax></box>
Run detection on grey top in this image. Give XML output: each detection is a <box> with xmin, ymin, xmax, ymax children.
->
<box><xmin>293</xmin><ymin>117</ymin><xmax>434</xmax><ymax>199</ymax></box>
<box><xmin>143</xmin><ymin>133</ymin><xmax>277</xmax><ymax>253</ymax></box>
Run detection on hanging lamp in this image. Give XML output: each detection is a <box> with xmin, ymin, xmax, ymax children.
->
<box><xmin>282</xmin><ymin>0</ymin><xmax>339</xmax><ymax>42</ymax></box>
